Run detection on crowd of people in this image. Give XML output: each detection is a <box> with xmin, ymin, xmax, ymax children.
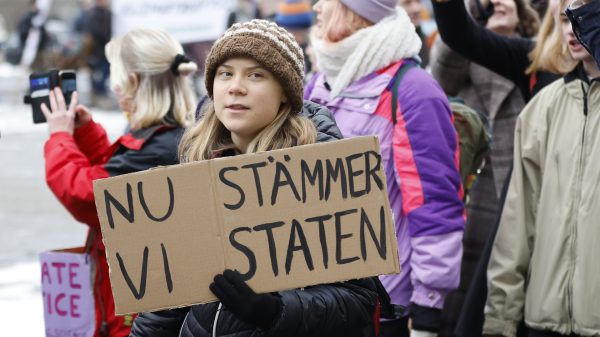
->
<box><xmin>35</xmin><ymin>0</ymin><xmax>600</xmax><ymax>336</ymax></box>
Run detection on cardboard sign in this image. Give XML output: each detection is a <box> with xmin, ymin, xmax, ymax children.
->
<box><xmin>94</xmin><ymin>136</ymin><xmax>400</xmax><ymax>315</ymax></box>
<box><xmin>40</xmin><ymin>248</ymin><xmax>95</xmax><ymax>337</ymax></box>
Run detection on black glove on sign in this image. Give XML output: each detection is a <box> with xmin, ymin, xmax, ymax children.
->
<box><xmin>210</xmin><ymin>269</ymin><xmax>282</xmax><ymax>330</ymax></box>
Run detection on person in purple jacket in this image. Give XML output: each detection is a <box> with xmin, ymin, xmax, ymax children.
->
<box><xmin>305</xmin><ymin>1</ymin><xmax>465</xmax><ymax>337</ymax></box>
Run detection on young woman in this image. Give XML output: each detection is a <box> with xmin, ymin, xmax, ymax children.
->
<box><xmin>483</xmin><ymin>0</ymin><xmax>600</xmax><ymax>335</ymax></box>
<box><xmin>129</xmin><ymin>19</ymin><xmax>381</xmax><ymax>337</ymax></box>
<box><xmin>305</xmin><ymin>1</ymin><xmax>465</xmax><ymax>336</ymax></box>
<box><xmin>41</xmin><ymin>29</ymin><xmax>197</xmax><ymax>337</ymax></box>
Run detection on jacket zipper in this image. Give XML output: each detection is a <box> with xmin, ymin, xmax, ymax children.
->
<box><xmin>567</xmin><ymin>83</ymin><xmax>590</xmax><ymax>330</ymax></box>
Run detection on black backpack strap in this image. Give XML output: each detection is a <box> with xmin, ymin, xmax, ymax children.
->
<box><xmin>391</xmin><ymin>60</ymin><xmax>420</xmax><ymax>125</ymax></box>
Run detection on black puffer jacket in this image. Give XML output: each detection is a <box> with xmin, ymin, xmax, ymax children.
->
<box><xmin>129</xmin><ymin>102</ymin><xmax>380</xmax><ymax>337</ymax></box>
<box><xmin>130</xmin><ymin>280</ymin><xmax>379</xmax><ymax>337</ymax></box>
<box><xmin>301</xmin><ymin>100</ymin><xmax>343</xmax><ymax>142</ymax></box>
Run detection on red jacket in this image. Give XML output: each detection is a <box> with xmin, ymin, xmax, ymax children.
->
<box><xmin>44</xmin><ymin>120</ymin><xmax>183</xmax><ymax>337</ymax></box>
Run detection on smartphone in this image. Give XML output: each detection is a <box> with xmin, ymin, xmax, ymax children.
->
<box><xmin>60</xmin><ymin>71</ymin><xmax>77</xmax><ymax>106</ymax></box>
<box><xmin>29</xmin><ymin>72</ymin><xmax>53</xmax><ymax>124</ymax></box>
<box><xmin>27</xmin><ymin>70</ymin><xmax>77</xmax><ymax>124</ymax></box>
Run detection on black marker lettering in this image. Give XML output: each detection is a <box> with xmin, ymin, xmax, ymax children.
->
<box><xmin>300</xmin><ymin>159</ymin><xmax>324</xmax><ymax>202</ymax></box>
<box><xmin>219</xmin><ymin>167</ymin><xmax>245</xmax><ymax>210</ymax></box>
<box><xmin>271</xmin><ymin>161</ymin><xmax>301</xmax><ymax>205</ymax></box>
<box><xmin>116</xmin><ymin>247</ymin><xmax>148</xmax><ymax>300</ymax></box>
<box><xmin>365</xmin><ymin>151</ymin><xmax>383</xmax><ymax>191</ymax></box>
<box><xmin>242</xmin><ymin>162</ymin><xmax>267</xmax><ymax>207</ymax></box>
<box><xmin>346</xmin><ymin>153</ymin><xmax>367</xmax><ymax>198</ymax></box>
<box><xmin>104</xmin><ymin>183</ymin><xmax>134</xmax><ymax>229</ymax></box>
<box><xmin>138</xmin><ymin>177</ymin><xmax>175</xmax><ymax>222</ymax></box>
<box><xmin>360</xmin><ymin>207</ymin><xmax>387</xmax><ymax>261</ymax></box>
<box><xmin>305</xmin><ymin>214</ymin><xmax>332</xmax><ymax>269</ymax></box>
<box><xmin>253</xmin><ymin>221</ymin><xmax>285</xmax><ymax>276</ymax></box>
<box><xmin>229</xmin><ymin>227</ymin><xmax>256</xmax><ymax>280</ymax></box>
<box><xmin>335</xmin><ymin>209</ymin><xmax>359</xmax><ymax>265</ymax></box>
<box><xmin>285</xmin><ymin>219</ymin><xmax>314</xmax><ymax>274</ymax></box>
<box><xmin>161</xmin><ymin>243</ymin><xmax>173</xmax><ymax>293</ymax></box>
<box><xmin>325</xmin><ymin>158</ymin><xmax>348</xmax><ymax>200</ymax></box>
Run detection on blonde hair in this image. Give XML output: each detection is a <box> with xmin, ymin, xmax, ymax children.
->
<box><xmin>526</xmin><ymin>0</ymin><xmax>577</xmax><ymax>74</ymax></box>
<box><xmin>106</xmin><ymin>29</ymin><xmax>198</xmax><ymax>130</ymax></box>
<box><xmin>178</xmin><ymin>103</ymin><xmax>317</xmax><ymax>161</ymax></box>
<box><xmin>319</xmin><ymin>0</ymin><xmax>373</xmax><ymax>43</ymax></box>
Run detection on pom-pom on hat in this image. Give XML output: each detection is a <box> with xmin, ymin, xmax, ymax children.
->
<box><xmin>341</xmin><ymin>0</ymin><xmax>397</xmax><ymax>24</ymax></box>
<box><xmin>275</xmin><ymin>0</ymin><xmax>314</xmax><ymax>29</ymax></box>
<box><xmin>205</xmin><ymin>19</ymin><xmax>305</xmax><ymax>114</ymax></box>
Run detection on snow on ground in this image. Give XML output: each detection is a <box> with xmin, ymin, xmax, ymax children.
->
<box><xmin>0</xmin><ymin>97</ymin><xmax>126</xmax><ymax>336</ymax></box>
<box><xmin>0</xmin><ymin>262</ymin><xmax>45</xmax><ymax>336</ymax></box>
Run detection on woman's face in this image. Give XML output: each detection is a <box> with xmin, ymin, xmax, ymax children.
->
<box><xmin>398</xmin><ymin>0</ymin><xmax>423</xmax><ymax>27</ymax></box>
<box><xmin>111</xmin><ymin>74</ymin><xmax>136</xmax><ymax>115</ymax></box>
<box><xmin>560</xmin><ymin>9</ymin><xmax>591</xmax><ymax>61</ymax></box>
<box><xmin>485</xmin><ymin>0</ymin><xmax>519</xmax><ymax>35</ymax></box>
<box><xmin>313</xmin><ymin>0</ymin><xmax>336</xmax><ymax>38</ymax></box>
<box><xmin>213</xmin><ymin>57</ymin><xmax>286</xmax><ymax>145</ymax></box>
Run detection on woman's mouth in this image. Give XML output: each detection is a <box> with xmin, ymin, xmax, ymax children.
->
<box><xmin>569</xmin><ymin>39</ymin><xmax>584</xmax><ymax>50</ymax></box>
<box><xmin>226</xmin><ymin>104</ymin><xmax>250</xmax><ymax>112</ymax></box>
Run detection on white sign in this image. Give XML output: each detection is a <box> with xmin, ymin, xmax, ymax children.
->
<box><xmin>40</xmin><ymin>249</ymin><xmax>95</xmax><ymax>337</ymax></box>
<box><xmin>112</xmin><ymin>0</ymin><xmax>237</xmax><ymax>43</ymax></box>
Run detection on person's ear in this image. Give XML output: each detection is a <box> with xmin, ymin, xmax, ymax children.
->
<box><xmin>128</xmin><ymin>73</ymin><xmax>139</xmax><ymax>93</ymax></box>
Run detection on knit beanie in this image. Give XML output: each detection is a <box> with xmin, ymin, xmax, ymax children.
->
<box><xmin>275</xmin><ymin>0</ymin><xmax>314</xmax><ymax>29</ymax></box>
<box><xmin>205</xmin><ymin>19</ymin><xmax>305</xmax><ymax>114</ymax></box>
<box><xmin>341</xmin><ymin>0</ymin><xmax>397</xmax><ymax>24</ymax></box>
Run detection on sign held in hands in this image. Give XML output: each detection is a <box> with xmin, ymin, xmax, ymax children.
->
<box><xmin>94</xmin><ymin>136</ymin><xmax>400</xmax><ymax>315</ymax></box>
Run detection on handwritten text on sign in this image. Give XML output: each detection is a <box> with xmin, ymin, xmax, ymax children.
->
<box><xmin>40</xmin><ymin>250</ymin><xmax>95</xmax><ymax>337</ymax></box>
<box><xmin>94</xmin><ymin>136</ymin><xmax>400</xmax><ymax>314</ymax></box>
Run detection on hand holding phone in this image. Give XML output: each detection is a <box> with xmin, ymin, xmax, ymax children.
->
<box><xmin>40</xmin><ymin>88</ymin><xmax>78</xmax><ymax>136</ymax></box>
<box><xmin>74</xmin><ymin>103</ymin><xmax>92</xmax><ymax>129</ymax></box>
<box><xmin>27</xmin><ymin>70</ymin><xmax>77</xmax><ymax>124</ymax></box>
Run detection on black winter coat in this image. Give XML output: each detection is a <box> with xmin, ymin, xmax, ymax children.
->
<box><xmin>129</xmin><ymin>101</ymin><xmax>379</xmax><ymax>337</ymax></box>
<box><xmin>130</xmin><ymin>280</ymin><xmax>379</xmax><ymax>337</ymax></box>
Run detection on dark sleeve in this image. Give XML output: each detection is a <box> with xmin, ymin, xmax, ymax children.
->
<box><xmin>260</xmin><ymin>282</ymin><xmax>377</xmax><ymax>337</ymax></box>
<box><xmin>129</xmin><ymin>308</ymin><xmax>189</xmax><ymax>337</ymax></box>
<box><xmin>104</xmin><ymin>129</ymin><xmax>181</xmax><ymax>176</ymax></box>
<box><xmin>432</xmin><ymin>0</ymin><xmax>534</xmax><ymax>98</ymax></box>
<box><xmin>301</xmin><ymin>100</ymin><xmax>344</xmax><ymax>142</ymax></box>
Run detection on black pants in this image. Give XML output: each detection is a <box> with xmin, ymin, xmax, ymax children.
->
<box><xmin>379</xmin><ymin>317</ymin><xmax>409</xmax><ymax>337</ymax></box>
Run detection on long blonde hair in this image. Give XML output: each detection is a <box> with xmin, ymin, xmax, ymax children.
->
<box><xmin>178</xmin><ymin>102</ymin><xmax>317</xmax><ymax>162</ymax></box>
<box><xmin>526</xmin><ymin>0</ymin><xmax>577</xmax><ymax>74</ymax></box>
<box><xmin>105</xmin><ymin>29</ymin><xmax>198</xmax><ymax>130</ymax></box>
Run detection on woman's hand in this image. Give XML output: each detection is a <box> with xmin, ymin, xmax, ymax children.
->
<box><xmin>74</xmin><ymin>103</ymin><xmax>92</xmax><ymax>129</ymax></box>
<box><xmin>210</xmin><ymin>269</ymin><xmax>282</xmax><ymax>330</ymax></box>
<box><xmin>41</xmin><ymin>88</ymin><xmax>79</xmax><ymax>136</ymax></box>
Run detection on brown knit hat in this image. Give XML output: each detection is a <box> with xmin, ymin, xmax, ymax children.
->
<box><xmin>205</xmin><ymin>19</ymin><xmax>305</xmax><ymax>114</ymax></box>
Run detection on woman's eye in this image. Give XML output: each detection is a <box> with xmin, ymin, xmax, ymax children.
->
<box><xmin>218</xmin><ymin>71</ymin><xmax>232</xmax><ymax>78</ymax></box>
<box><xmin>250</xmin><ymin>72</ymin><xmax>264</xmax><ymax>79</ymax></box>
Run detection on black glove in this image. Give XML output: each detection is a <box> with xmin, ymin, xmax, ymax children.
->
<box><xmin>410</xmin><ymin>303</ymin><xmax>442</xmax><ymax>332</ymax></box>
<box><xmin>209</xmin><ymin>269</ymin><xmax>282</xmax><ymax>330</ymax></box>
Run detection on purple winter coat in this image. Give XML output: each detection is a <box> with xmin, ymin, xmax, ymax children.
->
<box><xmin>305</xmin><ymin>60</ymin><xmax>465</xmax><ymax>311</ymax></box>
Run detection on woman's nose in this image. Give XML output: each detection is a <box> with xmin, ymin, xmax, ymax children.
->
<box><xmin>228</xmin><ymin>77</ymin><xmax>247</xmax><ymax>95</ymax></box>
